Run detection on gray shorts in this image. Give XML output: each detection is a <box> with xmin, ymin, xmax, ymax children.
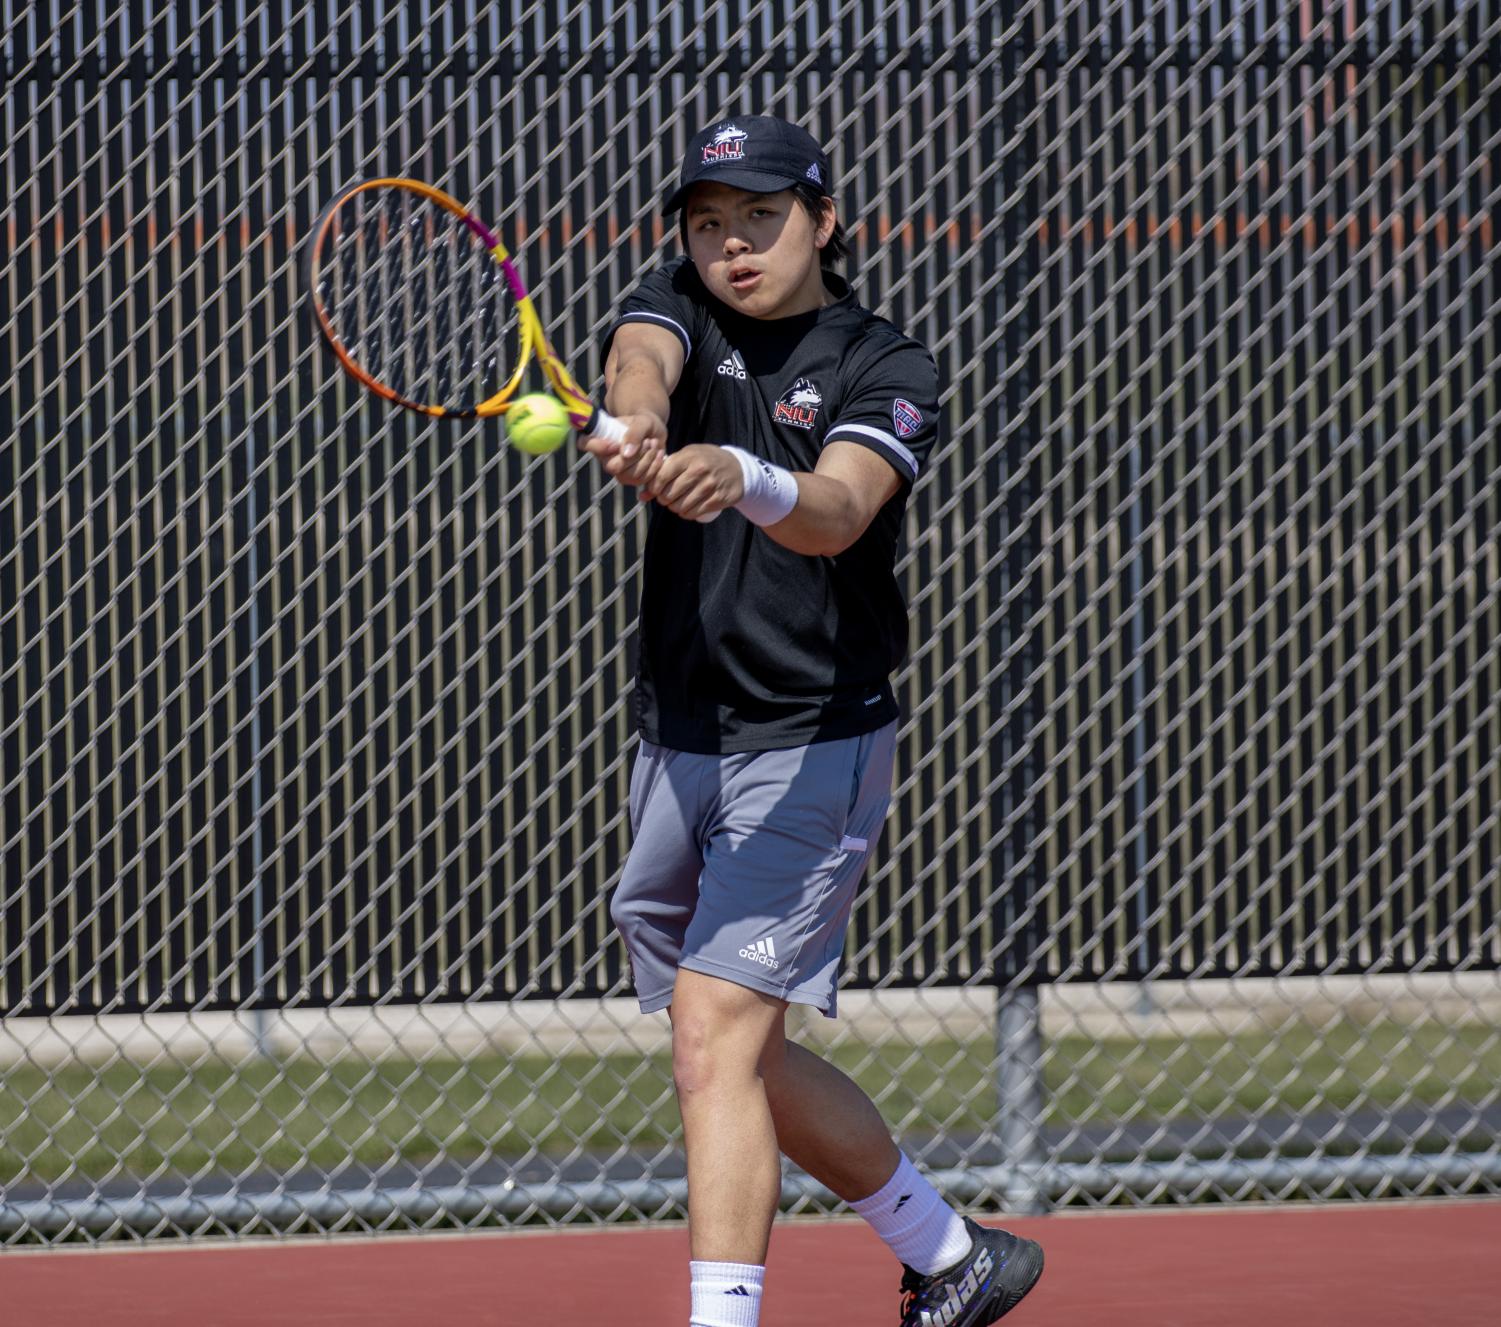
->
<box><xmin>610</xmin><ymin>721</ymin><xmax>897</xmax><ymax>1018</ymax></box>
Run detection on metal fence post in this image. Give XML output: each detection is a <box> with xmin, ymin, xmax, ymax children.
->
<box><xmin>990</xmin><ymin>3</ymin><xmax>1047</xmax><ymax>1222</ymax></box>
<box><xmin>996</xmin><ymin>984</ymin><xmax>1047</xmax><ymax>1215</ymax></box>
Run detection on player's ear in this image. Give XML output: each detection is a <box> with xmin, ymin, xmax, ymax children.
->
<box><xmin>815</xmin><ymin>196</ymin><xmax>836</xmax><ymax>249</ymax></box>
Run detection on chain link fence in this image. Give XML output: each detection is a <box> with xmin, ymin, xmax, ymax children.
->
<box><xmin>3</xmin><ymin>1</ymin><xmax>1499</xmax><ymax>1244</ymax></box>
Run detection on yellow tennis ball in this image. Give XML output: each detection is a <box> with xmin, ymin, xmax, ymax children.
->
<box><xmin>505</xmin><ymin>393</ymin><xmax>572</xmax><ymax>455</ymax></box>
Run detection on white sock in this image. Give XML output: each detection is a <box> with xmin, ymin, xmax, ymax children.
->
<box><xmin>689</xmin><ymin>1260</ymin><xmax>764</xmax><ymax>1327</ymax></box>
<box><xmin>848</xmin><ymin>1152</ymin><xmax>973</xmax><ymax>1275</ymax></box>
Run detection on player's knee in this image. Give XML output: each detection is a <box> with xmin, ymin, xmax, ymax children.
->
<box><xmin>669</xmin><ymin>989</ymin><xmax>766</xmax><ymax>1097</ymax></box>
<box><xmin>670</xmin><ymin>1011</ymin><xmax>719</xmax><ymax>1097</ymax></box>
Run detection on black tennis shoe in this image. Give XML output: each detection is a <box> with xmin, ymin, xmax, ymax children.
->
<box><xmin>896</xmin><ymin>1217</ymin><xmax>1044</xmax><ymax>1327</ymax></box>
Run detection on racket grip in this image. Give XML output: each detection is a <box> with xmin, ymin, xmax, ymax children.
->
<box><xmin>581</xmin><ymin>405</ymin><xmax>718</xmax><ymax>521</ymax></box>
<box><xmin>584</xmin><ymin>408</ymin><xmax>629</xmax><ymax>444</ymax></box>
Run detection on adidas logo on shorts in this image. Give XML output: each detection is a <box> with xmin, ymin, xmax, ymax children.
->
<box><xmin>739</xmin><ymin>937</ymin><xmax>779</xmax><ymax>970</ymax></box>
<box><xmin>717</xmin><ymin>350</ymin><xmax>748</xmax><ymax>379</ymax></box>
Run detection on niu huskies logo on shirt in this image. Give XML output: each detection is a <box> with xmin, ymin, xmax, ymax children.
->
<box><xmin>774</xmin><ymin>378</ymin><xmax>822</xmax><ymax>429</ymax></box>
<box><xmin>702</xmin><ymin>123</ymin><xmax>749</xmax><ymax>163</ymax></box>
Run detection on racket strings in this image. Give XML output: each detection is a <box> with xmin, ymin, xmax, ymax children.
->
<box><xmin>318</xmin><ymin>186</ymin><xmax>520</xmax><ymax>413</ymax></box>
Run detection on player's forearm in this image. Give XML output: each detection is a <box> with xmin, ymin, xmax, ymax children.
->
<box><xmin>763</xmin><ymin>473</ymin><xmax>866</xmax><ymax>558</ymax></box>
<box><xmin>604</xmin><ymin>355</ymin><xmax>673</xmax><ymax>424</ymax></box>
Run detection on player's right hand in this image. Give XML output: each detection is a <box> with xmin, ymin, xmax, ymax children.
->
<box><xmin>580</xmin><ymin>411</ymin><xmax>669</xmax><ymax>497</ymax></box>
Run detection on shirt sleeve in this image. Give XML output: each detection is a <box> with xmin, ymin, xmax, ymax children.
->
<box><xmin>822</xmin><ymin>337</ymin><xmax>941</xmax><ymax>486</ymax></box>
<box><xmin>601</xmin><ymin>258</ymin><xmax>702</xmax><ymax>362</ymax></box>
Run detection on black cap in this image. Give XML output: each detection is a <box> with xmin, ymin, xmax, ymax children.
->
<box><xmin>663</xmin><ymin>115</ymin><xmax>833</xmax><ymax>213</ymax></box>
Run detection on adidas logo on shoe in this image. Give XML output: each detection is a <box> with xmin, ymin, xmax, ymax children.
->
<box><xmin>918</xmin><ymin>1246</ymin><xmax>994</xmax><ymax>1327</ymax></box>
<box><xmin>717</xmin><ymin>350</ymin><xmax>748</xmax><ymax>379</ymax></box>
<box><xmin>738</xmin><ymin>937</ymin><xmax>780</xmax><ymax>970</ymax></box>
<box><xmin>902</xmin><ymin>1218</ymin><xmax>1044</xmax><ymax>1327</ymax></box>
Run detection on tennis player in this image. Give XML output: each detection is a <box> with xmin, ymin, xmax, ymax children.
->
<box><xmin>581</xmin><ymin>115</ymin><xmax>1044</xmax><ymax>1327</ymax></box>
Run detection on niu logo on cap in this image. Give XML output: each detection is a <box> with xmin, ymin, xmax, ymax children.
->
<box><xmin>893</xmin><ymin>398</ymin><xmax>923</xmax><ymax>437</ymax></box>
<box><xmin>774</xmin><ymin>378</ymin><xmax>822</xmax><ymax>429</ymax></box>
<box><xmin>702</xmin><ymin>123</ymin><xmax>748</xmax><ymax>164</ymax></box>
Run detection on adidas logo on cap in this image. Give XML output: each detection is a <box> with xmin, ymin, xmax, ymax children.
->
<box><xmin>717</xmin><ymin>350</ymin><xmax>748</xmax><ymax>379</ymax></box>
<box><xmin>738</xmin><ymin>937</ymin><xmax>780</xmax><ymax>970</ymax></box>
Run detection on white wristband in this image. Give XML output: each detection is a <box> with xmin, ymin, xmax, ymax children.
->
<box><xmin>722</xmin><ymin>446</ymin><xmax>798</xmax><ymax>527</ymax></box>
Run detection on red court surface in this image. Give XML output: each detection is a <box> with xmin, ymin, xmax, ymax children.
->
<box><xmin>3</xmin><ymin>1199</ymin><xmax>1496</xmax><ymax>1325</ymax></box>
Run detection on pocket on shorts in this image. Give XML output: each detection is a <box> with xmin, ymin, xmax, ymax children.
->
<box><xmin>628</xmin><ymin>740</ymin><xmax>660</xmax><ymax>837</ymax></box>
<box><xmin>835</xmin><ymin>729</ymin><xmax>874</xmax><ymax>852</ymax></box>
<box><xmin>837</xmin><ymin>722</ymin><xmax>896</xmax><ymax>855</ymax></box>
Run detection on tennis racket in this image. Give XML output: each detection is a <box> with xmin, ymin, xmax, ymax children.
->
<box><xmin>306</xmin><ymin>177</ymin><xmax>627</xmax><ymax>443</ymax></box>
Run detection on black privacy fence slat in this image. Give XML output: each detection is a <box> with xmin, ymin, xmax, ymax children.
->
<box><xmin>3</xmin><ymin>2</ymin><xmax>1500</xmax><ymax>1018</ymax></box>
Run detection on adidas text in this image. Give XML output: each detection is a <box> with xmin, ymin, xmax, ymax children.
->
<box><xmin>738</xmin><ymin>937</ymin><xmax>780</xmax><ymax>970</ymax></box>
<box><xmin>717</xmin><ymin>355</ymin><xmax>747</xmax><ymax>379</ymax></box>
<box><xmin>919</xmin><ymin>1246</ymin><xmax>994</xmax><ymax>1327</ymax></box>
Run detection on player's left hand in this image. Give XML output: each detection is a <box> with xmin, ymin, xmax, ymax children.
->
<box><xmin>650</xmin><ymin>444</ymin><xmax>744</xmax><ymax>521</ymax></box>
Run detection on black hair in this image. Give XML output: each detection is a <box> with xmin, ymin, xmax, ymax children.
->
<box><xmin>677</xmin><ymin>181</ymin><xmax>850</xmax><ymax>271</ymax></box>
<box><xmin>789</xmin><ymin>180</ymin><xmax>850</xmax><ymax>271</ymax></box>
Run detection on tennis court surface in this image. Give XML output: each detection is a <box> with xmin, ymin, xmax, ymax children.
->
<box><xmin>6</xmin><ymin>1199</ymin><xmax>1495</xmax><ymax>1325</ymax></box>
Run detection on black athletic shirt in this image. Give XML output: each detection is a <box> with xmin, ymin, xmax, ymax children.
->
<box><xmin>603</xmin><ymin>255</ymin><xmax>940</xmax><ymax>754</ymax></box>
